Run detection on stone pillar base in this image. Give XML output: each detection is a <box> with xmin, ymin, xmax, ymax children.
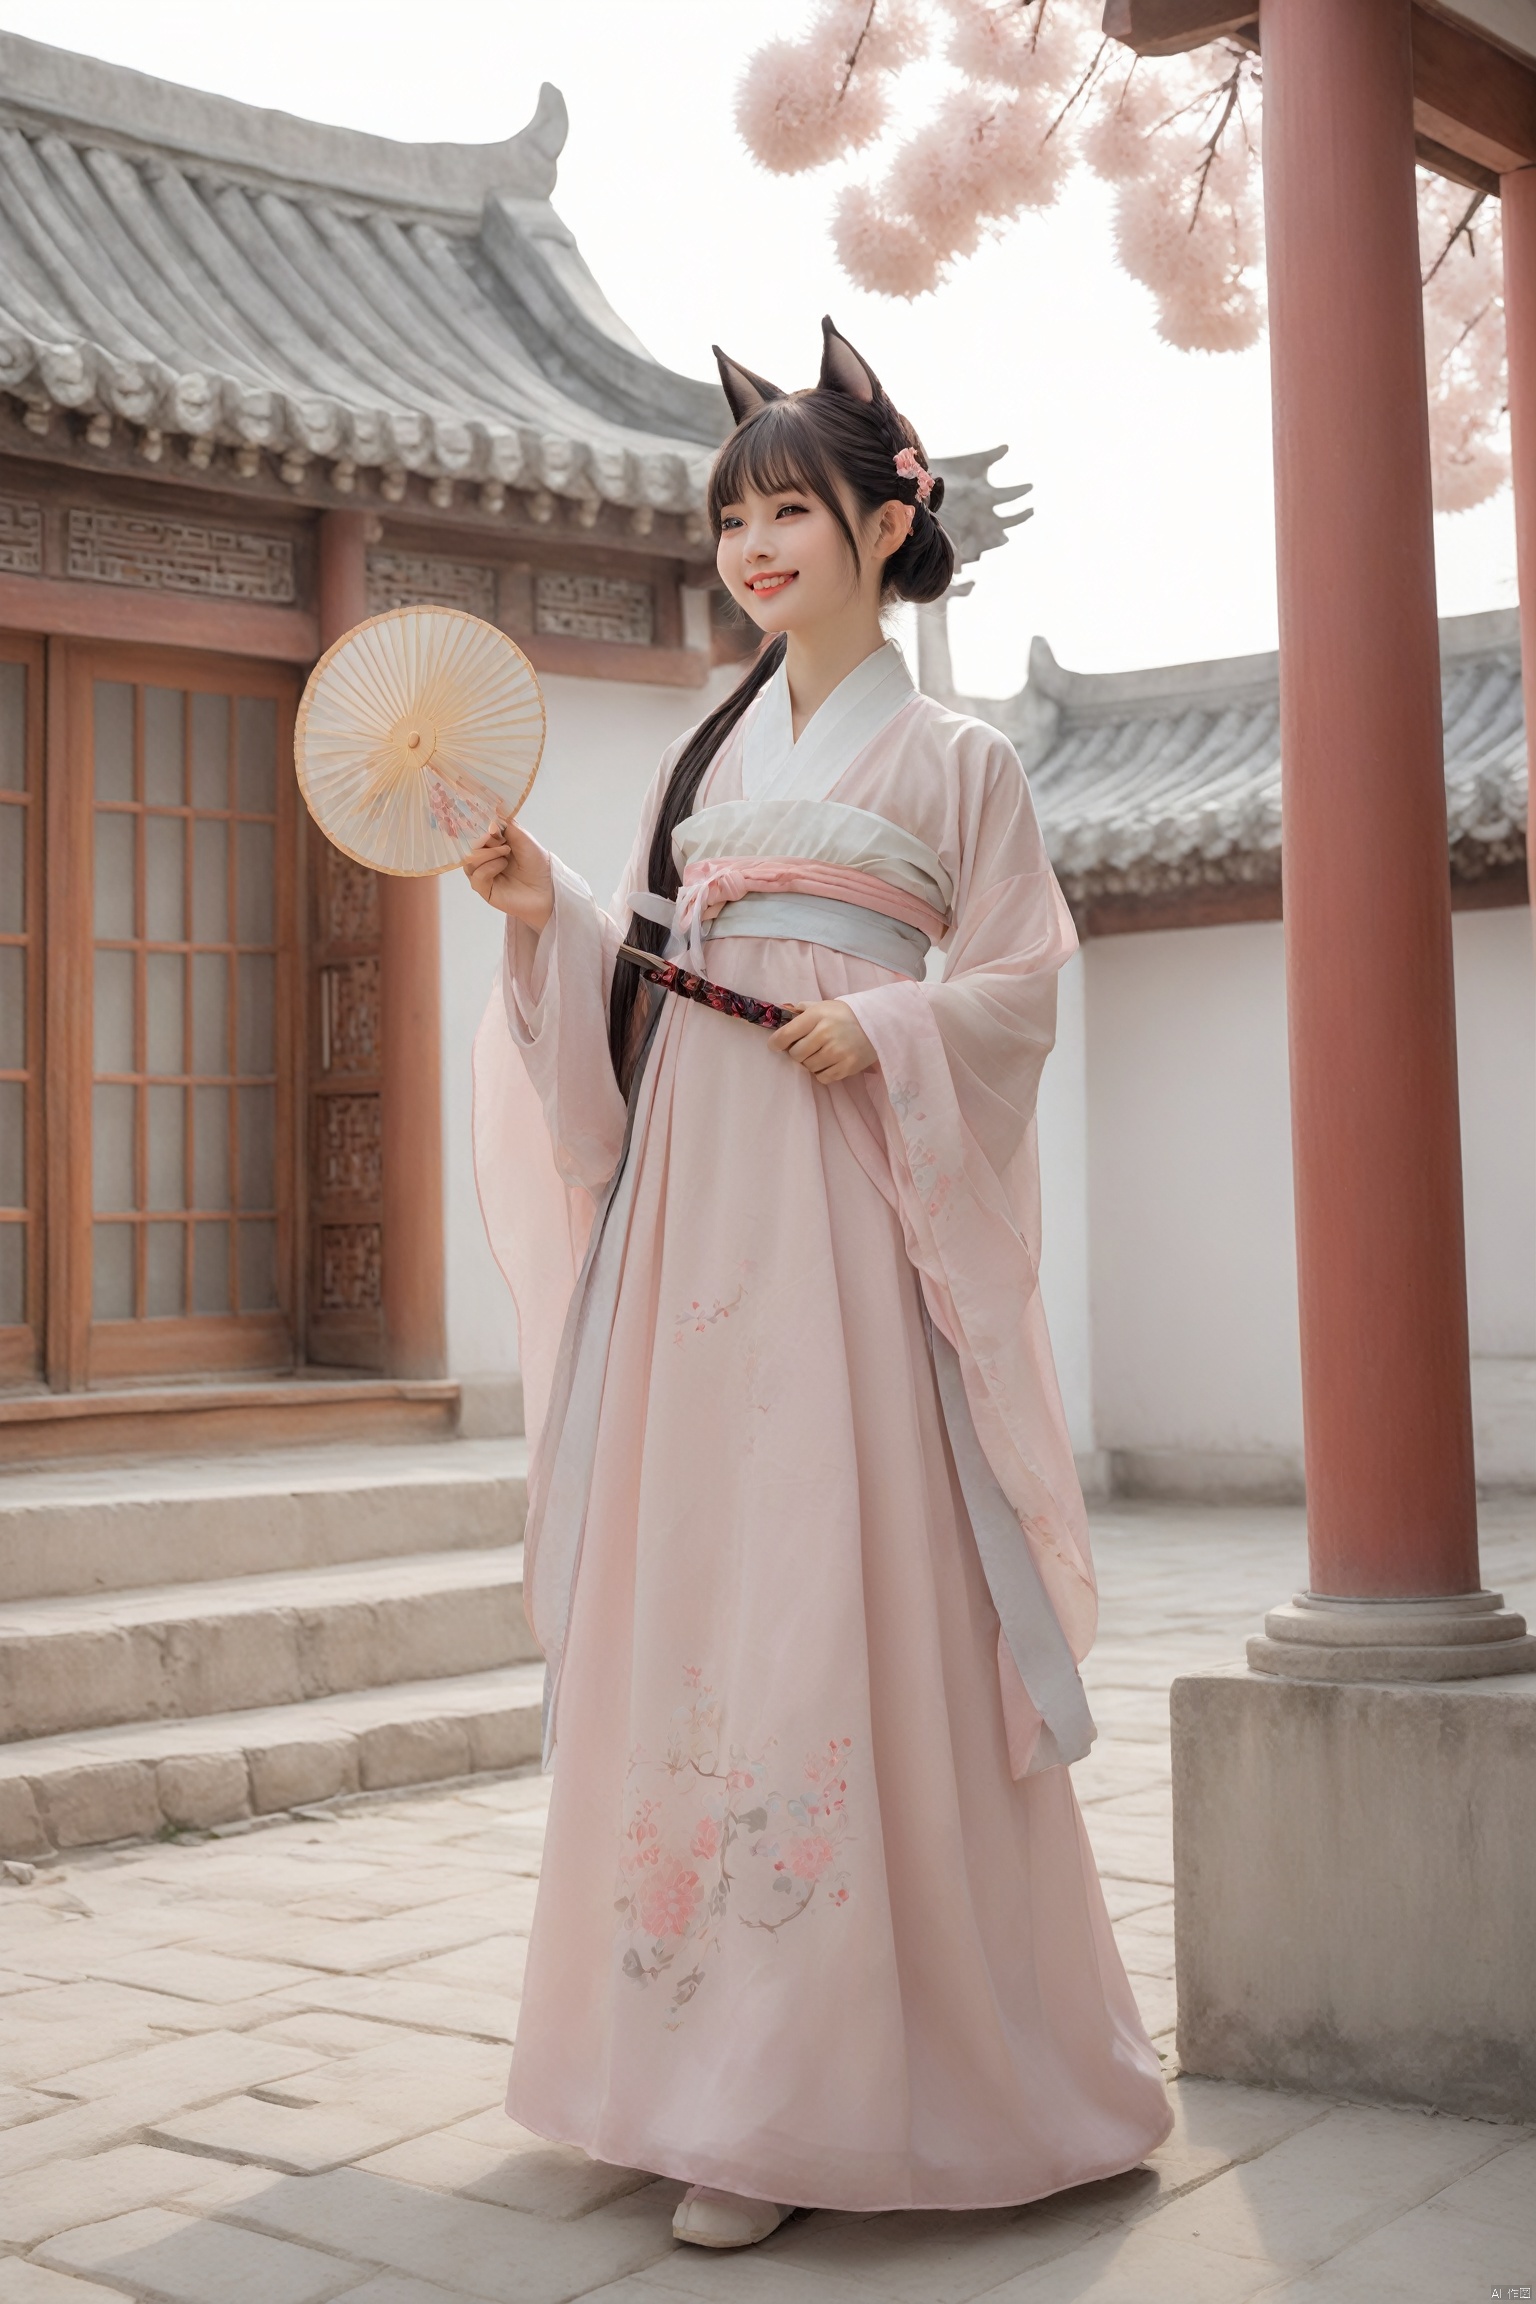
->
<box><xmin>1249</xmin><ymin>1589</ymin><xmax>1536</xmax><ymax>1681</ymax></box>
<box><xmin>1172</xmin><ymin>1669</ymin><xmax>1536</xmax><ymax>2119</ymax></box>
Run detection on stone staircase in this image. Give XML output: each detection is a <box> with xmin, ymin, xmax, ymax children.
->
<box><xmin>0</xmin><ymin>1438</ymin><xmax>542</xmax><ymax>1860</ymax></box>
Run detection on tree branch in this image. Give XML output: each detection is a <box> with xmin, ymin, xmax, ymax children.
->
<box><xmin>1422</xmin><ymin>190</ymin><xmax>1488</xmax><ymax>287</ymax></box>
<box><xmin>837</xmin><ymin>0</ymin><xmax>880</xmax><ymax>101</ymax></box>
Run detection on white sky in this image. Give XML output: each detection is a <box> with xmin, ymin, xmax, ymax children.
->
<box><xmin>1</xmin><ymin>0</ymin><xmax>1517</xmax><ymax>697</ymax></box>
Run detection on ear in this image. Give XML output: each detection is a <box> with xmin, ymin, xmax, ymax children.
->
<box><xmin>712</xmin><ymin>346</ymin><xmax>786</xmax><ymax>426</ymax></box>
<box><xmin>818</xmin><ymin>316</ymin><xmax>884</xmax><ymax>406</ymax></box>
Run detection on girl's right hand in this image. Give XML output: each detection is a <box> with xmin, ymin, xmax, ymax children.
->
<box><xmin>463</xmin><ymin>819</ymin><xmax>555</xmax><ymax>932</ymax></box>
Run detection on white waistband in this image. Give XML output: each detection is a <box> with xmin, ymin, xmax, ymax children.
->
<box><xmin>695</xmin><ymin>891</ymin><xmax>930</xmax><ymax>980</ymax></box>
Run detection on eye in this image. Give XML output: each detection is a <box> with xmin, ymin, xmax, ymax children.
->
<box><xmin>718</xmin><ymin>513</ymin><xmax>743</xmax><ymax>530</ymax></box>
<box><xmin>775</xmin><ymin>501</ymin><xmax>809</xmax><ymax>519</ymax></box>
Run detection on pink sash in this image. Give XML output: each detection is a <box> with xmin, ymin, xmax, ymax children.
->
<box><xmin>674</xmin><ymin>856</ymin><xmax>949</xmax><ymax>968</ymax></box>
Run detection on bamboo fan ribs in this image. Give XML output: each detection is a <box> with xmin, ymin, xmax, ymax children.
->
<box><xmin>295</xmin><ymin>606</ymin><xmax>546</xmax><ymax>875</ymax></box>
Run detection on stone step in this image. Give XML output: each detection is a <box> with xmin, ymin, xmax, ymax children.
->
<box><xmin>0</xmin><ymin>1664</ymin><xmax>545</xmax><ymax>1859</ymax></box>
<box><xmin>0</xmin><ymin>1437</ymin><xmax>528</xmax><ymax>1603</ymax></box>
<box><xmin>0</xmin><ymin>1548</ymin><xmax>537</xmax><ymax>1743</ymax></box>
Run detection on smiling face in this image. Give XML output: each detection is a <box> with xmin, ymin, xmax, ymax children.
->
<box><xmin>715</xmin><ymin>478</ymin><xmax>882</xmax><ymax>640</ymax></box>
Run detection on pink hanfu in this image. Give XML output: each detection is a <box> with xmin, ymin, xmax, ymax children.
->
<box><xmin>472</xmin><ymin>642</ymin><xmax>1171</xmax><ymax>2212</ymax></box>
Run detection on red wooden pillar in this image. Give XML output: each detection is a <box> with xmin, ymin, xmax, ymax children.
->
<box><xmin>1501</xmin><ymin>167</ymin><xmax>1536</xmax><ymax>929</ymax></box>
<box><xmin>317</xmin><ymin>512</ymin><xmax>446</xmax><ymax>1379</ymax></box>
<box><xmin>1260</xmin><ymin>0</ymin><xmax>1478</xmax><ymax>1600</ymax></box>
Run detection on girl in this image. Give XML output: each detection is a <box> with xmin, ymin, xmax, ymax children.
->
<box><xmin>466</xmin><ymin>320</ymin><xmax>1171</xmax><ymax>2250</ymax></box>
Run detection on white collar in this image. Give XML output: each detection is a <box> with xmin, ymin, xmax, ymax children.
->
<box><xmin>740</xmin><ymin>640</ymin><xmax>916</xmax><ymax>805</ymax></box>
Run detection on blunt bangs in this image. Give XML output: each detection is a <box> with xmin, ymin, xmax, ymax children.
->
<box><xmin>707</xmin><ymin>398</ymin><xmax>845</xmax><ymax>536</ymax></box>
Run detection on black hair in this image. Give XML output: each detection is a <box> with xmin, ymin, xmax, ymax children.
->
<box><xmin>605</xmin><ymin>360</ymin><xmax>955</xmax><ymax>1090</ymax></box>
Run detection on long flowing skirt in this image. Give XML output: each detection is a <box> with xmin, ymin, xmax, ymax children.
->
<box><xmin>508</xmin><ymin>938</ymin><xmax>1171</xmax><ymax>2211</ymax></box>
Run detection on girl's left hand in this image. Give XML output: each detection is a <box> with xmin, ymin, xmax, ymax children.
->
<box><xmin>769</xmin><ymin>999</ymin><xmax>877</xmax><ymax>1084</ymax></box>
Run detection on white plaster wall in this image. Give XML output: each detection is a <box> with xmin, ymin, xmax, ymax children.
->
<box><xmin>438</xmin><ymin>665</ymin><xmax>734</xmax><ymax>1387</ymax></box>
<box><xmin>1084</xmin><ymin>920</ymin><xmax>1304</xmax><ymax>1467</ymax></box>
<box><xmin>1036</xmin><ymin>952</ymin><xmax>1096</xmax><ymax>1462</ymax></box>
<box><xmin>1456</xmin><ymin>908</ymin><xmax>1536</xmax><ymax>1358</ymax></box>
<box><xmin>1081</xmin><ymin>907</ymin><xmax>1536</xmax><ymax>1473</ymax></box>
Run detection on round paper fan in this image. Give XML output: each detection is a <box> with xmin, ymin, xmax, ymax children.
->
<box><xmin>295</xmin><ymin>606</ymin><xmax>546</xmax><ymax>876</ymax></box>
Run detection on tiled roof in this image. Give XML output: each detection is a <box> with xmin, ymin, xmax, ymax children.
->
<box><xmin>0</xmin><ymin>32</ymin><xmax>1031</xmax><ymax>556</ymax></box>
<box><xmin>924</xmin><ymin>605</ymin><xmax>1527</xmax><ymax>902</ymax></box>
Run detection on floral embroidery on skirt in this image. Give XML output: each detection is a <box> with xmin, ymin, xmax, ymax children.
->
<box><xmin>615</xmin><ymin>1667</ymin><xmax>853</xmax><ymax>2027</ymax></box>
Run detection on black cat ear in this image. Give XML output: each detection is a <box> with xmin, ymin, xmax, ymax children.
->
<box><xmin>818</xmin><ymin>316</ymin><xmax>884</xmax><ymax>406</ymax></box>
<box><xmin>712</xmin><ymin>346</ymin><xmax>787</xmax><ymax>426</ymax></box>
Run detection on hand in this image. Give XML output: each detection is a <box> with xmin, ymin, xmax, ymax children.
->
<box><xmin>769</xmin><ymin>998</ymin><xmax>877</xmax><ymax>1085</ymax></box>
<box><xmin>463</xmin><ymin>819</ymin><xmax>554</xmax><ymax>932</ymax></box>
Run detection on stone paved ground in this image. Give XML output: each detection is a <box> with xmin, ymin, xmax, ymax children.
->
<box><xmin>2</xmin><ymin>1500</ymin><xmax>1533</xmax><ymax>2304</ymax></box>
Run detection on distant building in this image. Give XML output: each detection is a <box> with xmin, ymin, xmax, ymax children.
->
<box><xmin>920</xmin><ymin>601</ymin><xmax>1536</xmax><ymax>1496</ymax></box>
<box><xmin>0</xmin><ymin>33</ymin><xmax>1022</xmax><ymax>1460</ymax></box>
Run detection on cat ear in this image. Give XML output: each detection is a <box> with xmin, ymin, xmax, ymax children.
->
<box><xmin>712</xmin><ymin>346</ymin><xmax>787</xmax><ymax>426</ymax></box>
<box><xmin>818</xmin><ymin>316</ymin><xmax>884</xmax><ymax>406</ymax></box>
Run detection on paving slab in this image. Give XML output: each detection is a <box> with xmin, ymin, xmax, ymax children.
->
<box><xmin>1140</xmin><ymin>2099</ymin><xmax>1516</xmax><ymax>2270</ymax></box>
<box><xmin>220</xmin><ymin>2166</ymin><xmax>683</xmax><ymax>2303</ymax></box>
<box><xmin>35</xmin><ymin>2203</ymin><xmax>359</xmax><ymax>2303</ymax></box>
<box><xmin>0</xmin><ymin>2260</ymin><xmax>127</xmax><ymax>2301</ymax></box>
<box><xmin>360</xmin><ymin>2122</ymin><xmax>655</xmax><ymax>2219</ymax></box>
<box><xmin>1266</xmin><ymin>2183</ymin><xmax>1536</xmax><ymax>2302</ymax></box>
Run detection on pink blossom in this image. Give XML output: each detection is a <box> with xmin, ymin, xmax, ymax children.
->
<box><xmin>737</xmin><ymin>0</ymin><xmax>1505</xmax><ymax>517</ymax></box>
<box><xmin>823</xmin><ymin>0</ymin><xmax>928</xmax><ymax>74</ymax></box>
<box><xmin>941</xmin><ymin>0</ymin><xmax>1098</xmax><ymax>100</ymax></box>
<box><xmin>832</xmin><ymin>185</ymin><xmax>946</xmax><ymax>300</ymax></box>
<box><xmin>786</xmin><ymin>1834</ymin><xmax>836</xmax><ymax>1882</ymax></box>
<box><xmin>1079</xmin><ymin>59</ymin><xmax>1166</xmax><ymax>185</ymax></box>
<box><xmin>637</xmin><ymin>1858</ymin><xmax>702</xmax><ymax>1940</ymax></box>
<box><xmin>691</xmin><ymin>1816</ymin><xmax>721</xmax><ymax>1860</ymax></box>
<box><xmin>735</xmin><ymin>30</ymin><xmax>888</xmax><ymax>175</ymax></box>
<box><xmin>1421</xmin><ymin>177</ymin><xmax>1508</xmax><ymax>513</ymax></box>
<box><xmin>1113</xmin><ymin>126</ymin><xmax>1264</xmax><ymax>354</ymax></box>
<box><xmin>726</xmin><ymin>1769</ymin><xmax>755</xmax><ymax>1792</ymax></box>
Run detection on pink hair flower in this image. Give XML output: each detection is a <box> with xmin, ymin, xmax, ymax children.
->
<box><xmin>893</xmin><ymin>445</ymin><xmax>934</xmax><ymax>505</ymax></box>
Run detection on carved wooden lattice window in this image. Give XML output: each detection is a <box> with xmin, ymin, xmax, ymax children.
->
<box><xmin>307</xmin><ymin>835</ymin><xmax>384</xmax><ymax>1367</ymax></box>
<box><xmin>65</xmin><ymin>650</ymin><xmax>299</xmax><ymax>1383</ymax></box>
<box><xmin>0</xmin><ymin>642</ymin><xmax>41</xmax><ymax>1380</ymax></box>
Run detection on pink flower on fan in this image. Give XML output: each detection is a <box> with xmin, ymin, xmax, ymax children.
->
<box><xmin>691</xmin><ymin>1816</ymin><xmax>721</xmax><ymax>1861</ymax></box>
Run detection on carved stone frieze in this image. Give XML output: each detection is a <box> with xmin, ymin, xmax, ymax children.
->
<box><xmin>365</xmin><ymin>550</ymin><xmax>496</xmax><ymax>618</ymax></box>
<box><xmin>0</xmin><ymin>494</ymin><xmax>42</xmax><ymax>575</ymax></box>
<box><xmin>319</xmin><ymin>1221</ymin><xmax>382</xmax><ymax>1311</ymax></box>
<box><xmin>534</xmin><ymin>569</ymin><xmax>653</xmax><ymax>646</ymax></box>
<box><xmin>320</xmin><ymin>958</ymin><xmax>381</xmax><ymax>1076</ymax></box>
<box><xmin>318</xmin><ymin>1093</ymin><xmax>382</xmax><ymax>1200</ymax></box>
<box><xmin>67</xmin><ymin>508</ymin><xmax>296</xmax><ymax>602</ymax></box>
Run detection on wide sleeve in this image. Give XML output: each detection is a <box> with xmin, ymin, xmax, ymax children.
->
<box><xmin>838</xmin><ymin>726</ymin><xmax>1095</xmax><ymax>1672</ymax></box>
<box><xmin>471</xmin><ymin>747</ymin><xmax>675</xmax><ymax>1446</ymax></box>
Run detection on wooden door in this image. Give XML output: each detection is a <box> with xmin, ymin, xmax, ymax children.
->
<box><xmin>55</xmin><ymin>645</ymin><xmax>301</xmax><ymax>1384</ymax></box>
<box><xmin>0</xmin><ymin>637</ymin><xmax>43</xmax><ymax>1380</ymax></box>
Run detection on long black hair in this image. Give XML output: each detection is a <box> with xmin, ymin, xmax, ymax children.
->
<box><xmin>605</xmin><ymin>319</ymin><xmax>957</xmax><ymax>1089</ymax></box>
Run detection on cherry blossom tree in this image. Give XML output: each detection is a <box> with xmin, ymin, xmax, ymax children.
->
<box><xmin>736</xmin><ymin>0</ymin><xmax>1507</xmax><ymax>511</ymax></box>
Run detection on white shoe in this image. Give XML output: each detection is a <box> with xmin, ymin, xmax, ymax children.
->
<box><xmin>671</xmin><ymin>2184</ymin><xmax>793</xmax><ymax>2248</ymax></box>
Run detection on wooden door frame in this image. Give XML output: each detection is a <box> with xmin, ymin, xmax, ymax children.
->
<box><xmin>0</xmin><ymin>632</ymin><xmax>44</xmax><ymax>1381</ymax></box>
<box><xmin>48</xmin><ymin>640</ymin><xmax>303</xmax><ymax>1389</ymax></box>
